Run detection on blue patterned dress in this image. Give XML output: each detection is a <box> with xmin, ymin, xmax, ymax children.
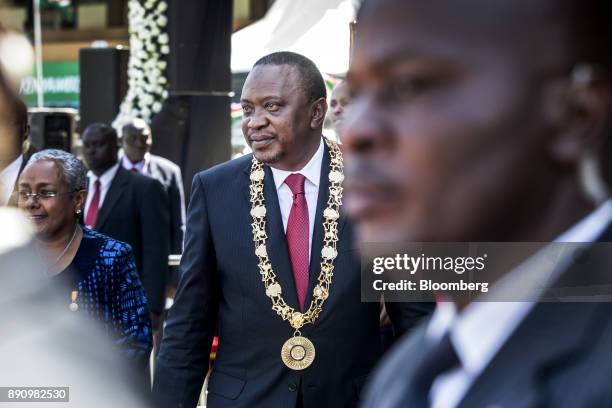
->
<box><xmin>53</xmin><ymin>228</ymin><xmax>153</xmax><ymax>365</ymax></box>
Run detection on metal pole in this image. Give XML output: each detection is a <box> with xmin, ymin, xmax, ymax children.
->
<box><xmin>32</xmin><ymin>0</ymin><xmax>44</xmax><ymax>107</ymax></box>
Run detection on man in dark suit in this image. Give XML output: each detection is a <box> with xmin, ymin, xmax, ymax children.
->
<box><xmin>153</xmin><ymin>52</ymin><xmax>433</xmax><ymax>407</ymax></box>
<box><xmin>342</xmin><ymin>1</ymin><xmax>612</xmax><ymax>407</ymax></box>
<box><xmin>81</xmin><ymin>123</ymin><xmax>170</xmax><ymax>331</ymax></box>
<box><xmin>120</xmin><ymin>118</ymin><xmax>186</xmax><ymax>258</ymax></box>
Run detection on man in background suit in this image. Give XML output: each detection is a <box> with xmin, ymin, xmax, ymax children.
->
<box><xmin>342</xmin><ymin>1</ymin><xmax>612</xmax><ymax>407</ymax></box>
<box><xmin>120</xmin><ymin>118</ymin><xmax>186</xmax><ymax>257</ymax></box>
<box><xmin>154</xmin><ymin>52</ymin><xmax>433</xmax><ymax>407</ymax></box>
<box><xmin>81</xmin><ymin>123</ymin><xmax>170</xmax><ymax>333</ymax></box>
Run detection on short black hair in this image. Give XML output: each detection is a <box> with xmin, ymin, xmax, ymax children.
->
<box><xmin>82</xmin><ymin>123</ymin><xmax>118</xmax><ymax>143</ymax></box>
<box><xmin>253</xmin><ymin>51</ymin><xmax>326</xmax><ymax>103</ymax></box>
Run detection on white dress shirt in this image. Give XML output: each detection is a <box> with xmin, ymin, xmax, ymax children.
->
<box><xmin>121</xmin><ymin>151</ymin><xmax>151</xmax><ymax>175</ymax></box>
<box><xmin>84</xmin><ymin>163</ymin><xmax>120</xmax><ymax>218</ymax></box>
<box><xmin>427</xmin><ymin>199</ymin><xmax>612</xmax><ymax>408</ymax></box>
<box><xmin>270</xmin><ymin>137</ymin><xmax>324</xmax><ymax>261</ymax></box>
<box><xmin>0</xmin><ymin>155</ymin><xmax>23</xmax><ymax>206</ymax></box>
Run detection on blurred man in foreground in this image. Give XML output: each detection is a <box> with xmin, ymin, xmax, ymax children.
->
<box><xmin>343</xmin><ymin>0</ymin><xmax>612</xmax><ymax>407</ymax></box>
<box><xmin>0</xmin><ymin>96</ymin><xmax>29</xmax><ymax>206</ymax></box>
<box><xmin>0</xmin><ymin>26</ymin><xmax>148</xmax><ymax>408</ymax></box>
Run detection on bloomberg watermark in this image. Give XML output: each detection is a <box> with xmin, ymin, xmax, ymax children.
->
<box><xmin>361</xmin><ymin>242</ymin><xmax>612</xmax><ymax>302</ymax></box>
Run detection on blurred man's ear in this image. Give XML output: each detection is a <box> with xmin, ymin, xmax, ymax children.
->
<box><xmin>310</xmin><ymin>97</ymin><xmax>328</xmax><ymax>129</ymax></box>
<box><xmin>544</xmin><ymin>64</ymin><xmax>612</xmax><ymax>166</ymax></box>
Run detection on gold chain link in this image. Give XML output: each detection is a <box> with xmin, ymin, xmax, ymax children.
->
<box><xmin>249</xmin><ymin>138</ymin><xmax>344</xmax><ymax>330</ymax></box>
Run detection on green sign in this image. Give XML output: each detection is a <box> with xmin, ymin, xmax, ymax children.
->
<box><xmin>20</xmin><ymin>61</ymin><xmax>80</xmax><ymax>108</ymax></box>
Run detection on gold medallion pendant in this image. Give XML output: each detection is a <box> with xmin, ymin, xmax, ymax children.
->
<box><xmin>69</xmin><ymin>290</ymin><xmax>79</xmax><ymax>312</ymax></box>
<box><xmin>249</xmin><ymin>138</ymin><xmax>344</xmax><ymax>371</ymax></box>
<box><xmin>281</xmin><ymin>336</ymin><xmax>316</xmax><ymax>370</ymax></box>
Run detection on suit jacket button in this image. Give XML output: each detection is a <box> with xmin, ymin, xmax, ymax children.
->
<box><xmin>288</xmin><ymin>383</ymin><xmax>297</xmax><ymax>392</ymax></box>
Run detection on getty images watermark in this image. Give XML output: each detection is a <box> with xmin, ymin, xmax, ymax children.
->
<box><xmin>360</xmin><ymin>242</ymin><xmax>612</xmax><ymax>302</ymax></box>
<box><xmin>371</xmin><ymin>252</ymin><xmax>490</xmax><ymax>294</ymax></box>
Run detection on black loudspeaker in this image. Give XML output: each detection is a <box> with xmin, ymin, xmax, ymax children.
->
<box><xmin>182</xmin><ymin>95</ymin><xmax>231</xmax><ymax>192</ymax></box>
<box><xmin>28</xmin><ymin>108</ymin><xmax>77</xmax><ymax>153</ymax></box>
<box><xmin>151</xmin><ymin>0</ymin><xmax>233</xmax><ymax>195</ymax></box>
<box><xmin>168</xmin><ymin>0</ymin><xmax>232</xmax><ymax>94</ymax></box>
<box><xmin>79</xmin><ymin>47</ymin><xmax>129</xmax><ymax>131</ymax></box>
<box><xmin>150</xmin><ymin>96</ymin><xmax>190</xmax><ymax>167</ymax></box>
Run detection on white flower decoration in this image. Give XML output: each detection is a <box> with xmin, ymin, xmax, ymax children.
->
<box><xmin>157</xmin><ymin>15</ymin><xmax>168</xmax><ymax>27</ymax></box>
<box><xmin>113</xmin><ymin>0</ymin><xmax>170</xmax><ymax>129</ymax></box>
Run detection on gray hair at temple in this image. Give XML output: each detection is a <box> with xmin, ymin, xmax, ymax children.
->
<box><xmin>27</xmin><ymin>149</ymin><xmax>88</xmax><ymax>191</ymax></box>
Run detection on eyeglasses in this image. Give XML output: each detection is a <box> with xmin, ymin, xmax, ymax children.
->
<box><xmin>16</xmin><ymin>190</ymin><xmax>77</xmax><ymax>202</ymax></box>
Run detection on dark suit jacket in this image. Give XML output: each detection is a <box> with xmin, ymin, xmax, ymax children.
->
<box><xmin>148</xmin><ymin>154</ymin><xmax>186</xmax><ymax>255</ymax></box>
<box><xmin>94</xmin><ymin>166</ymin><xmax>170</xmax><ymax>314</ymax></box>
<box><xmin>361</xmin><ymin>226</ymin><xmax>612</xmax><ymax>408</ymax></box>
<box><xmin>154</xmin><ymin>142</ymin><xmax>432</xmax><ymax>408</ymax></box>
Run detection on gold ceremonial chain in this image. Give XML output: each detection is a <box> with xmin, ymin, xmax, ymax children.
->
<box><xmin>249</xmin><ymin>137</ymin><xmax>344</xmax><ymax>370</ymax></box>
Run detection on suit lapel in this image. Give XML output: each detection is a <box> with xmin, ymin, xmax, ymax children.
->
<box><xmin>458</xmin><ymin>301</ymin><xmax>604</xmax><ymax>408</ymax></box>
<box><xmin>262</xmin><ymin>164</ymin><xmax>301</xmax><ymax>310</ymax></box>
<box><xmin>304</xmin><ymin>141</ymin><xmax>329</xmax><ymax>308</ymax></box>
<box><xmin>241</xmin><ymin>140</ymin><xmax>347</xmax><ymax>312</ymax></box>
<box><xmin>148</xmin><ymin>160</ymin><xmax>166</xmax><ymax>184</ymax></box>
<box><xmin>457</xmin><ymin>231</ymin><xmax>612</xmax><ymax>408</ymax></box>
<box><xmin>304</xmin><ymin>141</ymin><xmax>348</xmax><ymax>310</ymax></box>
<box><xmin>95</xmin><ymin>167</ymin><xmax>129</xmax><ymax>230</ymax></box>
<box><xmin>381</xmin><ymin>324</ymin><xmax>437</xmax><ymax>407</ymax></box>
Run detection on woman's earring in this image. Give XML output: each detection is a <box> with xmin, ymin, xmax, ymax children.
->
<box><xmin>76</xmin><ymin>208</ymin><xmax>82</xmax><ymax>214</ymax></box>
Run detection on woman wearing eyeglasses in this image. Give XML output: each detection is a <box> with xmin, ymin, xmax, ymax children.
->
<box><xmin>16</xmin><ymin>149</ymin><xmax>152</xmax><ymax>368</ymax></box>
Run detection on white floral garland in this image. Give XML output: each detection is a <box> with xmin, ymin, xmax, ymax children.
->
<box><xmin>113</xmin><ymin>0</ymin><xmax>169</xmax><ymax>130</ymax></box>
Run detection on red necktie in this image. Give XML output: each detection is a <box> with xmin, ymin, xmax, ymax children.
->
<box><xmin>285</xmin><ymin>174</ymin><xmax>309</xmax><ymax>311</ymax></box>
<box><xmin>85</xmin><ymin>179</ymin><xmax>101</xmax><ymax>229</ymax></box>
<box><xmin>131</xmin><ymin>166</ymin><xmax>139</xmax><ymax>173</ymax></box>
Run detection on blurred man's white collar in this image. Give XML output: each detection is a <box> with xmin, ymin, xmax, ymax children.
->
<box><xmin>428</xmin><ymin>199</ymin><xmax>612</xmax><ymax>347</ymax></box>
<box><xmin>426</xmin><ymin>199</ymin><xmax>612</xmax><ymax>408</ymax></box>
